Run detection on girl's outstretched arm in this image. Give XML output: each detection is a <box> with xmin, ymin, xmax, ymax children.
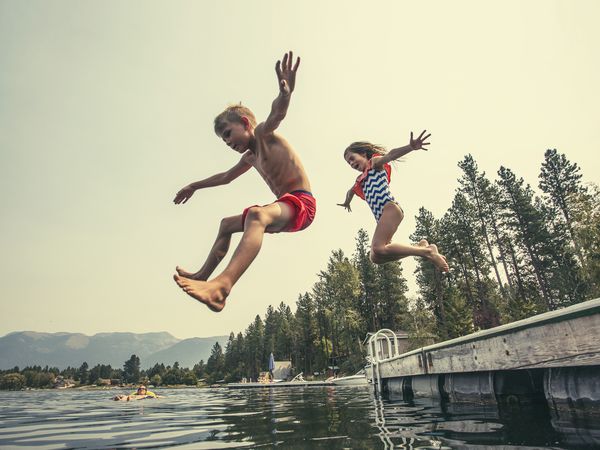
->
<box><xmin>337</xmin><ymin>188</ymin><xmax>355</xmax><ymax>212</ymax></box>
<box><xmin>372</xmin><ymin>130</ymin><xmax>431</xmax><ymax>170</ymax></box>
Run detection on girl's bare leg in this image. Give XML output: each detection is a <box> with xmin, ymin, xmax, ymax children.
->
<box><xmin>176</xmin><ymin>215</ymin><xmax>243</xmax><ymax>280</ymax></box>
<box><xmin>174</xmin><ymin>202</ymin><xmax>295</xmax><ymax>312</ymax></box>
<box><xmin>370</xmin><ymin>203</ymin><xmax>449</xmax><ymax>271</ymax></box>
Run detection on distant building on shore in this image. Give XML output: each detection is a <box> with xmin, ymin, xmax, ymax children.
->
<box><xmin>53</xmin><ymin>376</ymin><xmax>75</xmax><ymax>389</ymax></box>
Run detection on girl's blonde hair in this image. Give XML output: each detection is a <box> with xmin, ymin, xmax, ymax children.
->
<box><xmin>344</xmin><ymin>141</ymin><xmax>387</xmax><ymax>159</ymax></box>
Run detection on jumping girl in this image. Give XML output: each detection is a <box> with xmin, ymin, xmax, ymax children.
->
<box><xmin>337</xmin><ymin>131</ymin><xmax>449</xmax><ymax>272</ymax></box>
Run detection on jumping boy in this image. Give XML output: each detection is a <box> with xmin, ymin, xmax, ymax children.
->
<box><xmin>173</xmin><ymin>51</ymin><xmax>315</xmax><ymax>312</ymax></box>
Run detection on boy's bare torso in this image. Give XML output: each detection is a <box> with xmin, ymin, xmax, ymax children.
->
<box><xmin>245</xmin><ymin>125</ymin><xmax>311</xmax><ymax>198</ymax></box>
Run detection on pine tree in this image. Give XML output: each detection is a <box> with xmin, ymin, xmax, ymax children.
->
<box><xmin>77</xmin><ymin>361</ymin><xmax>90</xmax><ymax>385</ymax></box>
<box><xmin>405</xmin><ymin>297</ymin><xmax>437</xmax><ymax>348</ymax></box>
<box><xmin>539</xmin><ymin>149</ymin><xmax>587</xmax><ymax>267</ymax></box>
<box><xmin>224</xmin><ymin>332</ymin><xmax>239</xmax><ymax>381</ymax></box>
<box><xmin>572</xmin><ymin>184</ymin><xmax>600</xmax><ymax>296</ymax></box>
<box><xmin>234</xmin><ymin>333</ymin><xmax>246</xmax><ymax>380</ymax></box>
<box><xmin>263</xmin><ymin>305</ymin><xmax>279</xmax><ymax>356</ymax></box>
<box><xmin>294</xmin><ymin>293</ymin><xmax>318</xmax><ymax>375</ymax></box>
<box><xmin>375</xmin><ymin>261</ymin><xmax>410</xmax><ymax>331</ymax></box>
<box><xmin>490</xmin><ymin>192</ymin><xmax>536</xmax><ymax>321</ymax></box>
<box><xmin>312</xmin><ymin>250</ymin><xmax>361</xmax><ymax>368</ymax></box>
<box><xmin>443</xmin><ymin>286</ymin><xmax>475</xmax><ymax>338</ymax></box>
<box><xmin>206</xmin><ymin>342</ymin><xmax>225</xmax><ymax>383</ymax></box>
<box><xmin>443</xmin><ymin>192</ymin><xmax>500</xmax><ymax>329</ymax></box>
<box><xmin>352</xmin><ymin>228</ymin><xmax>379</xmax><ymax>332</ymax></box>
<box><xmin>311</xmin><ymin>278</ymin><xmax>332</xmax><ymax>373</ymax></box>
<box><xmin>535</xmin><ymin>196</ymin><xmax>587</xmax><ymax>306</ymax></box>
<box><xmin>122</xmin><ymin>355</ymin><xmax>140</xmax><ymax>384</ymax></box>
<box><xmin>498</xmin><ymin>167</ymin><xmax>554</xmax><ymax>313</ymax></box>
<box><xmin>275</xmin><ymin>302</ymin><xmax>294</xmax><ymax>360</ymax></box>
<box><xmin>411</xmin><ymin>207</ymin><xmax>448</xmax><ymax>335</ymax></box>
<box><xmin>243</xmin><ymin>315</ymin><xmax>264</xmax><ymax>380</ymax></box>
<box><xmin>458</xmin><ymin>155</ymin><xmax>507</xmax><ymax>298</ymax></box>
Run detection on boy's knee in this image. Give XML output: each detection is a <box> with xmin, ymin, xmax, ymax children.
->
<box><xmin>219</xmin><ymin>216</ymin><xmax>239</xmax><ymax>234</ymax></box>
<box><xmin>245</xmin><ymin>206</ymin><xmax>269</xmax><ymax>227</ymax></box>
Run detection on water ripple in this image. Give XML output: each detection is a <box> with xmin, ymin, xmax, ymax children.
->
<box><xmin>1</xmin><ymin>386</ymin><xmax>598</xmax><ymax>448</ymax></box>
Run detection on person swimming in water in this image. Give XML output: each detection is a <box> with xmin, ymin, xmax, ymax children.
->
<box><xmin>113</xmin><ymin>384</ymin><xmax>158</xmax><ymax>401</ymax></box>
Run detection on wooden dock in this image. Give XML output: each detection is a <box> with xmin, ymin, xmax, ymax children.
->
<box><xmin>367</xmin><ymin>297</ymin><xmax>600</xmax><ymax>407</ymax></box>
<box><xmin>370</xmin><ymin>297</ymin><xmax>600</xmax><ymax>379</ymax></box>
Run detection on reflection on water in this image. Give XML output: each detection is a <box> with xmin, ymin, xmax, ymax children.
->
<box><xmin>0</xmin><ymin>386</ymin><xmax>598</xmax><ymax>449</ymax></box>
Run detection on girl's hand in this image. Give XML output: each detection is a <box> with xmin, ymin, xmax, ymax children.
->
<box><xmin>338</xmin><ymin>189</ymin><xmax>355</xmax><ymax>212</ymax></box>
<box><xmin>337</xmin><ymin>202</ymin><xmax>352</xmax><ymax>212</ymax></box>
<box><xmin>410</xmin><ymin>130</ymin><xmax>431</xmax><ymax>151</ymax></box>
<box><xmin>174</xmin><ymin>185</ymin><xmax>195</xmax><ymax>204</ymax></box>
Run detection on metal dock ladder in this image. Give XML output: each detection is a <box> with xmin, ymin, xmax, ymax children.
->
<box><xmin>366</xmin><ymin>328</ymin><xmax>401</xmax><ymax>394</ymax></box>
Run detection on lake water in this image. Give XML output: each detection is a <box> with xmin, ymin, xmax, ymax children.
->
<box><xmin>1</xmin><ymin>386</ymin><xmax>599</xmax><ymax>449</ymax></box>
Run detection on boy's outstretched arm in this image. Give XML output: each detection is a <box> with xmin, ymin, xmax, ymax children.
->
<box><xmin>337</xmin><ymin>188</ymin><xmax>355</xmax><ymax>212</ymax></box>
<box><xmin>372</xmin><ymin>130</ymin><xmax>431</xmax><ymax>170</ymax></box>
<box><xmin>262</xmin><ymin>51</ymin><xmax>300</xmax><ymax>134</ymax></box>
<box><xmin>173</xmin><ymin>155</ymin><xmax>253</xmax><ymax>204</ymax></box>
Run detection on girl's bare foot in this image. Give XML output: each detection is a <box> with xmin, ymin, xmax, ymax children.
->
<box><xmin>173</xmin><ymin>274</ymin><xmax>229</xmax><ymax>312</ymax></box>
<box><xmin>427</xmin><ymin>244</ymin><xmax>449</xmax><ymax>272</ymax></box>
<box><xmin>175</xmin><ymin>266</ymin><xmax>206</xmax><ymax>281</ymax></box>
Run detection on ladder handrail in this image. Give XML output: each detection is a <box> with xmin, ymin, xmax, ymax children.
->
<box><xmin>368</xmin><ymin>328</ymin><xmax>400</xmax><ymax>363</ymax></box>
<box><xmin>367</xmin><ymin>328</ymin><xmax>400</xmax><ymax>394</ymax></box>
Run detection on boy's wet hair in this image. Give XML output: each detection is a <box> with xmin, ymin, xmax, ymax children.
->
<box><xmin>344</xmin><ymin>141</ymin><xmax>387</xmax><ymax>159</ymax></box>
<box><xmin>214</xmin><ymin>104</ymin><xmax>257</xmax><ymax>136</ymax></box>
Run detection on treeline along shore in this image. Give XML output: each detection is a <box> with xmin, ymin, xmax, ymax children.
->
<box><xmin>0</xmin><ymin>355</ymin><xmax>204</xmax><ymax>390</ymax></box>
<box><xmin>2</xmin><ymin>150</ymin><xmax>598</xmax><ymax>391</ymax></box>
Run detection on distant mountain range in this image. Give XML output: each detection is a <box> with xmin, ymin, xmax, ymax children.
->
<box><xmin>0</xmin><ymin>331</ymin><xmax>229</xmax><ymax>370</ymax></box>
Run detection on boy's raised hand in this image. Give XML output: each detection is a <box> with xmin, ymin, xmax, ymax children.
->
<box><xmin>275</xmin><ymin>51</ymin><xmax>300</xmax><ymax>96</ymax></box>
<box><xmin>410</xmin><ymin>130</ymin><xmax>431</xmax><ymax>151</ymax></box>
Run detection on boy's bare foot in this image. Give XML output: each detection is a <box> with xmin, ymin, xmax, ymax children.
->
<box><xmin>175</xmin><ymin>266</ymin><xmax>206</xmax><ymax>281</ymax></box>
<box><xmin>427</xmin><ymin>244</ymin><xmax>449</xmax><ymax>272</ymax></box>
<box><xmin>173</xmin><ymin>274</ymin><xmax>229</xmax><ymax>312</ymax></box>
<box><xmin>418</xmin><ymin>239</ymin><xmax>429</xmax><ymax>247</ymax></box>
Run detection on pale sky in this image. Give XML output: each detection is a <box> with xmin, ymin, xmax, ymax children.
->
<box><xmin>1</xmin><ymin>0</ymin><xmax>599</xmax><ymax>340</ymax></box>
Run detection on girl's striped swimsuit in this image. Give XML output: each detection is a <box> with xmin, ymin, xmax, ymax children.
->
<box><xmin>352</xmin><ymin>157</ymin><xmax>397</xmax><ymax>222</ymax></box>
<box><xmin>362</xmin><ymin>167</ymin><xmax>396</xmax><ymax>221</ymax></box>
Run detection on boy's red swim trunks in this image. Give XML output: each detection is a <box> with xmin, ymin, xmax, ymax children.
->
<box><xmin>242</xmin><ymin>190</ymin><xmax>316</xmax><ymax>233</ymax></box>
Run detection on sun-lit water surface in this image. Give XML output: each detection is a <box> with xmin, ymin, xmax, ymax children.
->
<box><xmin>1</xmin><ymin>386</ymin><xmax>599</xmax><ymax>449</ymax></box>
